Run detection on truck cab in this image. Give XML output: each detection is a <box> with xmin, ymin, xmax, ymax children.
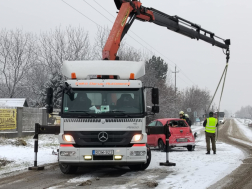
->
<box><xmin>48</xmin><ymin>60</ymin><xmax>159</xmax><ymax>174</ymax></box>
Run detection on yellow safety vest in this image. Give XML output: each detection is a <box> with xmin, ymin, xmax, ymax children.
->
<box><xmin>205</xmin><ymin>117</ymin><xmax>218</xmax><ymax>133</ymax></box>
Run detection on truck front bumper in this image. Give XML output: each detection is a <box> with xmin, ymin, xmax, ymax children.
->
<box><xmin>59</xmin><ymin>146</ymin><xmax>147</xmax><ymax>165</ymax></box>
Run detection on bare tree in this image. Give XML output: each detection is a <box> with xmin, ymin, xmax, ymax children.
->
<box><xmin>236</xmin><ymin>106</ymin><xmax>252</xmax><ymax>119</ymax></box>
<box><xmin>179</xmin><ymin>86</ymin><xmax>211</xmax><ymax>123</ymax></box>
<box><xmin>93</xmin><ymin>26</ymin><xmax>110</xmax><ymax>60</ymax></box>
<box><xmin>0</xmin><ymin>29</ymin><xmax>37</xmax><ymax>98</ymax></box>
<box><xmin>39</xmin><ymin>26</ymin><xmax>91</xmax><ymax>74</ymax></box>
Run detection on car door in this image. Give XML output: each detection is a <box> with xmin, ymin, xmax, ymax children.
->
<box><xmin>146</xmin><ymin>121</ymin><xmax>157</xmax><ymax>146</ymax></box>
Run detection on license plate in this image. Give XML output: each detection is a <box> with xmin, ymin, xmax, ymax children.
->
<box><xmin>92</xmin><ymin>150</ymin><xmax>114</xmax><ymax>156</ymax></box>
<box><xmin>176</xmin><ymin>138</ymin><xmax>188</xmax><ymax>142</ymax></box>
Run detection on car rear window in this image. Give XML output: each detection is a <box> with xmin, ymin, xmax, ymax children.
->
<box><xmin>169</xmin><ymin>120</ymin><xmax>187</xmax><ymax>127</ymax></box>
<box><xmin>156</xmin><ymin>121</ymin><xmax>163</xmax><ymax>126</ymax></box>
<box><xmin>148</xmin><ymin>121</ymin><xmax>156</xmax><ymax>126</ymax></box>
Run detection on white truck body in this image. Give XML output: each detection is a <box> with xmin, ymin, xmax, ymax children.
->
<box><xmin>57</xmin><ymin>61</ymin><xmax>152</xmax><ymax>171</ymax></box>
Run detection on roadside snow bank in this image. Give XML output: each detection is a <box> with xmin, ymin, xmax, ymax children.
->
<box><xmin>234</xmin><ymin>118</ymin><xmax>252</xmax><ymax>142</ymax></box>
<box><xmin>0</xmin><ymin>135</ymin><xmax>59</xmax><ymax>177</ymax></box>
<box><xmin>149</xmin><ymin>138</ymin><xmax>244</xmax><ymax>189</ymax></box>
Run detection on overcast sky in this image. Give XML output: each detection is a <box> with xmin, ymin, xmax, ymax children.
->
<box><xmin>1</xmin><ymin>0</ymin><xmax>251</xmax><ymax>114</ymax></box>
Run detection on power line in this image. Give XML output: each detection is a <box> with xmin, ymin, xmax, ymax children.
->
<box><xmin>93</xmin><ymin>0</ymin><xmax>116</xmax><ymax>18</ymax></box>
<box><xmin>61</xmin><ymin>0</ymin><xmax>100</xmax><ymax>28</ymax></box>
<box><xmin>82</xmin><ymin>0</ymin><xmax>112</xmax><ymax>24</ymax></box>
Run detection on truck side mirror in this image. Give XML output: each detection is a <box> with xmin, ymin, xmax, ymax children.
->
<box><xmin>46</xmin><ymin>87</ymin><xmax>53</xmax><ymax>114</ymax></box>
<box><xmin>152</xmin><ymin>88</ymin><xmax>159</xmax><ymax>104</ymax></box>
<box><xmin>152</xmin><ymin>106</ymin><xmax>159</xmax><ymax>113</ymax></box>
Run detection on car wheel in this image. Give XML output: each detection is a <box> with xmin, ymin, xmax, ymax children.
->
<box><xmin>158</xmin><ymin>139</ymin><xmax>165</xmax><ymax>151</ymax></box>
<box><xmin>59</xmin><ymin>163</ymin><xmax>78</xmax><ymax>174</ymax></box>
<box><xmin>187</xmin><ymin>145</ymin><xmax>195</xmax><ymax>151</ymax></box>
<box><xmin>129</xmin><ymin>145</ymin><xmax>151</xmax><ymax>171</ymax></box>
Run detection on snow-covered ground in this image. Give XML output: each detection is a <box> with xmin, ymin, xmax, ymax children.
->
<box><xmin>152</xmin><ymin>140</ymin><xmax>243</xmax><ymax>189</ymax></box>
<box><xmin>0</xmin><ymin>125</ymin><xmax>245</xmax><ymax>189</ymax></box>
<box><xmin>0</xmin><ymin>135</ymin><xmax>59</xmax><ymax>176</ymax></box>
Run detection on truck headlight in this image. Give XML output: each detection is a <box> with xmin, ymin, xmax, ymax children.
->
<box><xmin>131</xmin><ymin>134</ymin><xmax>143</xmax><ymax>142</ymax></box>
<box><xmin>63</xmin><ymin>134</ymin><xmax>75</xmax><ymax>142</ymax></box>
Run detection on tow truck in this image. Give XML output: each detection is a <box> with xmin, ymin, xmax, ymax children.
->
<box><xmin>34</xmin><ymin>0</ymin><xmax>230</xmax><ymax>174</ymax></box>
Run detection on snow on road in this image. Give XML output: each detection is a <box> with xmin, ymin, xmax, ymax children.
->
<box><xmin>234</xmin><ymin>118</ymin><xmax>252</xmax><ymax>142</ymax></box>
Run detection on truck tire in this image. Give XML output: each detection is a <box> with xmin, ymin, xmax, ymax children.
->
<box><xmin>128</xmin><ymin>145</ymin><xmax>151</xmax><ymax>171</ymax></box>
<box><xmin>59</xmin><ymin>163</ymin><xmax>78</xmax><ymax>174</ymax></box>
<box><xmin>158</xmin><ymin>139</ymin><xmax>165</xmax><ymax>151</ymax></box>
<box><xmin>187</xmin><ymin>145</ymin><xmax>195</xmax><ymax>151</ymax></box>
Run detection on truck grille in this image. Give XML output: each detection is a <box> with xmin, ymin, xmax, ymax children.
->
<box><xmin>63</xmin><ymin>118</ymin><xmax>142</xmax><ymax>123</ymax></box>
<box><xmin>65</xmin><ymin>131</ymin><xmax>141</xmax><ymax>147</ymax></box>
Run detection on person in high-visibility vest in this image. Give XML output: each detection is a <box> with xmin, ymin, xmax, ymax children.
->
<box><xmin>203</xmin><ymin>112</ymin><xmax>218</xmax><ymax>154</ymax></box>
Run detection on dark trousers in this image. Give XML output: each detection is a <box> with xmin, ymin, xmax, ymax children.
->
<box><xmin>205</xmin><ymin>132</ymin><xmax>216</xmax><ymax>152</ymax></box>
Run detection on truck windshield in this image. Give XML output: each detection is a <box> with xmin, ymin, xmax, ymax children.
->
<box><xmin>62</xmin><ymin>88</ymin><xmax>144</xmax><ymax>115</ymax></box>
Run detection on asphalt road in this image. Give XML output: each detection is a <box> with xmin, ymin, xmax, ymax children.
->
<box><xmin>1</xmin><ymin>119</ymin><xmax>252</xmax><ymax>189</ymax></box>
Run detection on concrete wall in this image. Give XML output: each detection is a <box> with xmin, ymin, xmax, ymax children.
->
<box><xmin>0</xmin><ymin>107</ymin><xmax>48</xmax><ymax>138</ymax></box>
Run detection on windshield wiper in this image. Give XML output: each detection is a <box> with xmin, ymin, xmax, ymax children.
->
<box><xmin>107</xmin><ymin>111</ymin><xmax>125</xmax><ymax>113</ymax></box>
<box><xmin>68</xmin><ymin>110</ymin><xmax>90</xmax><ymax>112</ymax></box>
<box><xmin>68</xmin><ymin>111</ymin><xmax>96</xmax><ymax>118</ymax></box>
<box><xmin>107</xmin><ymin>111</ymin><xmax>132</xmax><ymax>118</ymax></box>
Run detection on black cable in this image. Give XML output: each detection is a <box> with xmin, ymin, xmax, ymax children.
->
<box><xmin>207</xmin><ymin>65</ymin><xmax>227</xmax><ymax>112</ymax></box>
<box><xmin>61</xmin><ymin>0</ymin><xmax>100</xmax><ymax>28</ymax></box>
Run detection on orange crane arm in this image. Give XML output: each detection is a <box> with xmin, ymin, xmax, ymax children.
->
<box><xmin>102</xmin><ymin>1</ymin><xmax>154</xmax><ymax>60</ymax></box>
<box><xmin>103</xmin><ymin>0</ymin><xmax>230</xmax><ymax>60</ymax></box>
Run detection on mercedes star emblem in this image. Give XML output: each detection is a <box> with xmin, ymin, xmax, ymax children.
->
<box><xmin>98</xmin><ymin>132</ymin><xmax>108</xmax><ymax>142</ymax></box>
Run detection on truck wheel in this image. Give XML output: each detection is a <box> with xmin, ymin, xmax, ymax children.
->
<box><xmin>59</xmin><ymin>163</ymin><xmax>78</xmax><ymax>174</ymax></box>
<box><xmin>158</xmin><ymin>139</ymin><xmax>165</xmax><ymax>151</ymax></box>
<box><xmin>187</xmin><ymin>145</ymin><xmax>195</xmax><ymax>151</ymax></box>
<box><xmin>128</xmin><ymin>145</ymin><xmax>151</xmax><ymax>171</ymax></box>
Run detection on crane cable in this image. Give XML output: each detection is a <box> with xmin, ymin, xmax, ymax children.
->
<box><xmin>194</xmin><ymin>49</ymin><xmax>230</xmax><ymax>145</ymax></box>
<box><xmin>205</xmin><ymin>49</ymin><xmax>230</xmax><ymax>142</ymax></box>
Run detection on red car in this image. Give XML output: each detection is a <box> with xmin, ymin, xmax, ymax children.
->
<box><xmin>147</xmin><ymin>118</ymin><xmax>195</xmax><ymax>151</ymax></box>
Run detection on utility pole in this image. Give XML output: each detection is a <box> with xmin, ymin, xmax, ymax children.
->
<box><xmin>172</xmin><ymin>66</ymin><xmax>179</xmax><ymax>113</ymax></box>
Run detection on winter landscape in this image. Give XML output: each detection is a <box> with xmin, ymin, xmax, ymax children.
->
<box><xmin>1</xmin><ymin>0</ymin><xmax>252</xmax><ymax>189</ymax></box>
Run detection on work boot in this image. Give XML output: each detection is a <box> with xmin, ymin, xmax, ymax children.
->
<box><xmin>213</xmin><ymin>151</ymin><xmax>216</xmax><ymax>154</ymax></box>
<box><xmin>206</xmin><ymin>151</ymin><xmax>210</xmax><ymax>155</ymax></box>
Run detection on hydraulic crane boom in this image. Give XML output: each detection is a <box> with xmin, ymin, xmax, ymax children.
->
<box><xmin>103</xmin><ymin>0</ymin><xmax>230</xmax><ymax>60</ymax></box>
